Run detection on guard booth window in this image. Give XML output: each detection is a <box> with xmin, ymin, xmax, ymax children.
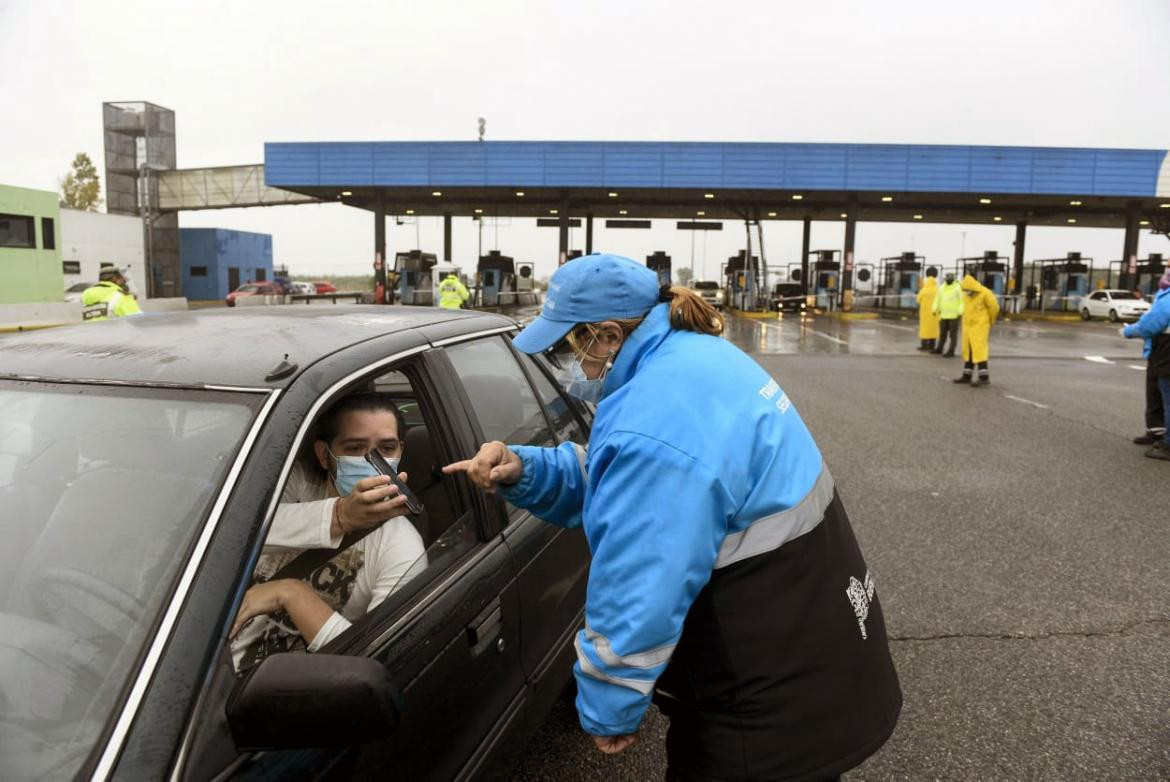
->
<box><xmin>0</xmin><ymin>214</ymin><xmax>35</xmax><ymax>248</ymax></box>
<box><xmin>41</xmin><ymin>218</ymin><xmax>55</xmax><ymax>250</ymax></box>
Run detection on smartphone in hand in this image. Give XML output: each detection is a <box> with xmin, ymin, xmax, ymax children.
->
<box><xmin>365</xmin><ymin>449</ymin><xmax>425</xmax><ymax>515</ymax></box>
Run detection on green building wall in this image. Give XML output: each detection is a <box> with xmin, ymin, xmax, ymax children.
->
<box><xmin>0</xmin><ymin>184</ymin><xmax>63</xmax><ymax>304</ymax></box>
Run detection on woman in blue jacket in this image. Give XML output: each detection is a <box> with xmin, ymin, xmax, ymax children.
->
<box><xmin>1123</xmin><ymin>269</ymin><xmax>1170</xmax><ymax>460</ymax></box>
<box><xmin>446</xmin><ymin>254</ymin><xmax>901</xmax><ymax>780</ymax></box>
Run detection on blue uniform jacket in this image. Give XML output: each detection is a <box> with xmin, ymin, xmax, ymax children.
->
<box><xmin>501</xmin><ymin>303</ymin><xmax>829</xmax><ymax>736</ymax></box>
<box><xmin>1124</xmin><ymin>288</ymin><xmax>1170</xmax><ymax>358</ymax></box>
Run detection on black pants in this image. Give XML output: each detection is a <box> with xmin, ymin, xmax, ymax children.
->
<box><xmin>1147</xmin><ymin>364</ymin><xmax>1167</xmax><ymax>433</ymax></box>
<box><xmin>937</xmin><ymin>318</ymin><xmax>960</xmax><ymax>355</ymax></box>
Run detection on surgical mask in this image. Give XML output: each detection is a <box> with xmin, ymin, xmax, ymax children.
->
<box><xmin>560</xmin><ymin>336</ymin><xmax>612</xmax><ymax>404</ymax></box>
<box><xmin>328</xmin><ymin>449</ymin><xmax>399</xmax><ymax>497</ymax></box>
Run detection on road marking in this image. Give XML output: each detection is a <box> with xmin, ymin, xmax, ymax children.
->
<box><xmin>1084</xmin><ymin>355</ymin><xmax>1113</xmax><ymax>364</ymax></box>
<box><xmin>1129</xmin><ymin>365</ymin><xmax>1146</xmax><ymax>371</ymax></box>
<box><xmin>804</xmin><ymin>327</ymin><xmax>848</xmax><ymax>345</ymax></box>
<box><xmin>1004</xmin><ymin>394</ymin><xmax>1051</xmax><ymax>409</ymax></box>
<box><xmin>867</xmin><ymin>321</ymin><xmax>917</xmax><ymax>333</ymax></box>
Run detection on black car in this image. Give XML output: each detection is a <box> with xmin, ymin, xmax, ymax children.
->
<box><xmin>770</xmin><ymin>283</ymin><xmax>807</xmax><ymax>313</ymax></box>
<box><xmin>0</xmin><ymin>306</ymin><xmax>591</xmax><ymax>780</ymax></box>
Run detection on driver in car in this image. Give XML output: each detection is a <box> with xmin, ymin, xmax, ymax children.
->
<box><xmin>230</xmin><ymin>393</ymin><xmax>426</xmax><ymax>670</ymax></box>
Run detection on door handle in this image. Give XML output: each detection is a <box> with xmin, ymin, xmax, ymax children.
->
<box><xmin>467</xmin><ymin>599</ymin><xmax>502</xmax><ymax>656</ymax></box>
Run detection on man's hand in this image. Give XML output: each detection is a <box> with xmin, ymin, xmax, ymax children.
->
<box><xmin>230</xmin><ymin>579</ymin><xmax>300</xmax><ymax>638</ymax></box>
<box><xmin>333</xmin><ymin>473</ymin><xmax>409</xmax><ymax>536</ymax></box>
<box><xmin>592</xmin><ymin>732</ymin><xmax>639</xmax><ymax>754</ymax></box>
<box><xmin>442</xmin><ymin>441</ymin><xmax>522</xmax><ymax>493</ymax></box>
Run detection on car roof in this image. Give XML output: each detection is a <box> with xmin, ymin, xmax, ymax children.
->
<box><xmin>0</xmin><ymin>306</ymin><xmax>514</xmax><ymax>389</ymax></box>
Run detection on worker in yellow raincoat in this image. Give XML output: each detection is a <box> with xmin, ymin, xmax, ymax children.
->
<box><xmin>955</xmin><ymin>274</ymin><xmax>1000</xmax><ymax>386</ymax></box>
<box><xmin>916</xmin><ymin>269</ymin><xmax>940</xmax><ymax>352</ymax></box>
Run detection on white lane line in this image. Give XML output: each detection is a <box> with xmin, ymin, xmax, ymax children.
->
<box><xmin>867</xmin><ymin>321</ymin><xmax>917</xmax><ymax>333</ymax></box>
<box><xmin>1084</xmin><ymin>355</ymin><xmax>1114</xmax><ymax>364</ymax></box>
<box><xmin>803</xmin><ymin>327</ymin><xmax>848</xmax><ymax>345</ymax></box>
<box><xmin>1130</xmin><ymin>365</ymin><xmax>1146</xmax><ymax>371</ymax></box>
<box><xmin>1004</xmin><ymin>394</ymin><xmax>1051</xmax><ymax>409</ymax></box>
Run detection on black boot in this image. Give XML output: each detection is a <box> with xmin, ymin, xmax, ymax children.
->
<box><xmin>917</xmin><ymin>339</ymin><xmax>929</xmax><ymax>352</ymax></box>
<box><xmin>1135</xmin><ymin>429</ymin><xmax>1166</xmax><ymax>445</ymax></box>
<box><xmin>973</xmin><ymin>362</ymin><xmax>990</xmax><ymax>387</ymax></box>
<box><xmin>953</xmin><ymin>362</ymin><xmax>974</xmax><ymax>384</ymax></box>
<box><xmin>1145</xmin><ymin>442</ymin><xmax>1170</xmax><ymax>461</ymax></box>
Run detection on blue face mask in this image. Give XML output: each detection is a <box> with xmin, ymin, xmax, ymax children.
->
<box><xmin>561</xmin><ymin>336</ymin><xmax>612</xmax><ymax>404</ymax></box>
<box><xmin>329</xmin><ymin>450</ymin><xmax>400</xmax><ymax>497</ymax></box>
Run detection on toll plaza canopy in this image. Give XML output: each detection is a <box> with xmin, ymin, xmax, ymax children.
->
<box><xmin>266</xmin><ymin>140</ymin><xmax>1170</xmax><ymax>227</ymax></box>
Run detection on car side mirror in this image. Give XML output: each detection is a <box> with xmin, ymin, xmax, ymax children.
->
<box><xmin>226</xmin><ymin>653</ymin><xmax>400</xmax><ymax>751</ymax></box>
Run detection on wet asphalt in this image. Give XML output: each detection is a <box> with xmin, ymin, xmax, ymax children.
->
<box><xmin>506</xmin><ymin>312</ymin><xmax>1170</xmax><ymax>781</ymax></box>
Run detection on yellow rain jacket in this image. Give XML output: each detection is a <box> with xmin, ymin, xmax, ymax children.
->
<box><xmin>81</xmin><ymin>281</ymin><xmax>142</xmax><ymax>322</ymax></box>
<box><xmin>438</xmin><ymin>274</ymin><xmax>470</xmax><ymax>310</ymax></box>
<box><xmin>959</xmin><ymin>274</ymin><xmax>1000</xmax><ymax>363</ymax></box>
<box><xmin>916</xmin><ymin>277</ymin><xmax>940</xmax><ymax>339</ymax></box>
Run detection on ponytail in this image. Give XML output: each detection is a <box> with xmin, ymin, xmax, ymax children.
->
<box><xmin>658</xmin><ymin>285</ymin><xmax>724</xmax><ymax>336</ymax></box>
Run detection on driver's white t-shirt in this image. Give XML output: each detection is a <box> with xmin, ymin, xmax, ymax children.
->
<box><xmin>230</xmin><ymin>462</ymin><xmax>426</xmax><ymax>669</ymax></box>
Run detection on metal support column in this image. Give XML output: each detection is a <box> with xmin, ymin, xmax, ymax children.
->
<box><xmin>374</xmin><ymin>197</ymin><xmax>388</xmax><ymax>304</ymax></box>
<box><xmin>800</xmin><ymin>217</ymin><xmax>811</xmax><ymax>296</ymax></box>
<box><xmin>585</xmin><ymin>213</ymin><xmax>594</xmax><ymax>255</ymax></box>
<box><xmin>841</xmin><ymin>204</ymin><xmax>857</xmax><ymax>310</ymax></box>
<box><xmin>558</xmin><ymin>200</ymin><xmax>570</xmax><ymax>265</ymax></box>
<box><xmin>1120</xmin><ymin>203</ymin><xmax>1140</xmax><ymax>290</ymax></box>
<box><xmin>1013</xmin><ymin>221</ymin><xmax>1026</xmax><ymax>311</ymax></box>
<box><xmin>443</xmin><ymin>213</ymin><xmax>452</xmax><ymax>262</ymax></box>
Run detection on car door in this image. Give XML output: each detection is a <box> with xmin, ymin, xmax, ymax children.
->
<box><xmin>438</xmin><ymin>337</ymin><xmax>592</xmax><ymax>720</ymax></box>
<box><xmin>177</xmin><ymin>348</ymin><xmax>526</xmax><ymax>782</ymax></box>
<box><xmin>1089</xmin><ymin>291</ymin><xmax>1108</xmax><ymax>317</ymax></box>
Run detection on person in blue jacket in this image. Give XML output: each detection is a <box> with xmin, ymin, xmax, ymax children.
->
<box><xmin>445</xmin><ymin>254</ymin><xmax>901</xmax><ymax>780</ymax></box>
<box><xmin>1123</xmin><ymin>268</ymin><xmax>1170</xmax><ymax>461</ymax></box>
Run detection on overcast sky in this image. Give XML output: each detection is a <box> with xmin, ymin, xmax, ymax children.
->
<box><xmin>2</xmin><ymin>0</ymin><xmax>1167</xmax><ymax>281</ymax></box>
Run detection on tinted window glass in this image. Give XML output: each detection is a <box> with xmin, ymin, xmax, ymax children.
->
<box><xmin>522</xmin><ymin>353</ymin><xmax>587</xmax><ymax>446</ymax></box>
<box><xmin>40</xmin><ymin>217</ymin><xmax>55</xmax><ymax>250</ymax></box>
<box><xmin>446</xmin><ymin>338</ymin><xmax>554</xmax><ymax>447</ymax></box>
<box><xmin>0</xmin><ymin>213</ymin><xmax>35</xmax><ymax>248</ymax></box>
<box><xmin>1110</xmin><ymin>291</ymin><xmax>1140</xmax><ymax>300</ymax></box>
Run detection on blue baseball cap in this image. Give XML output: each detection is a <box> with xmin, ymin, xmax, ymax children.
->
<box><xmin>512</xmin><ymin>254</ymin><xmax>660</xmax><ymax>354</ymax></box>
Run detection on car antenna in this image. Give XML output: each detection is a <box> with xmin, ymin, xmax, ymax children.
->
<box><xmin>265</xmin><ymin>353</ymin><xmax>298</xmax><ymax>382</ymax></box>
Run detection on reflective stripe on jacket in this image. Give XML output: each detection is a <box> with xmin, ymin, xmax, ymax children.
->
<box><xmin>81</xmin><ymin>281</ymin><xmax>142</xmax><ymax>322</ymax></box>
<box><xmin>438</xmin><ymin>275</ymin><xmax>469</xmax><ymax>309</ymax></box>
<box><xmin>501</xmin><ymin>303</ymin><xmax>901</xmax><ymax>779</ymax></box>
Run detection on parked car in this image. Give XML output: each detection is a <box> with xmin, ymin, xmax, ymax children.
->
<box><xmin>689</xmin><ymin>279</ymin><xmax>724</xmax><ymax>310</ymax></box>
<box><xmin>314</xmin><ymin>280</ymin><xmax>338</xmax><ymax>294</ymax></box>
<box><xmin>285</xmin><ymin>281</ymin><xmax>318</xmax><ymax>296</ymax></box>
<box><xmin>225</xmin><ymin>282</ymin><xmax>283</xmax><ymax>307</ymax></box>
<box><xmin>1080</xmin><ymin>289</ymin><xmax>1151</xmax><ymax>322</ymax></box>
<box><xmin>0</xmin><ymin>306</ymin><xmax>591</xmax><ymax>781</ymax></box>
<box><xmin>770</xmin><ymin>283</ymin><xmax>807</xmax><ymax>313</ymax></box>
<box><xmin>64</xmin><ymin>281</ymin><xmax>94</xmax><ymax>303</ymax></box>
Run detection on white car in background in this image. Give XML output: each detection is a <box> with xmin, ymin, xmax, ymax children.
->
<box><xmin>285</xmin><ymin>281</ymin><xmax>318</xmax><ymax>296</ymax></box>
<box><xmin>690</xmin><ymin>280</ymin><xmax>724</xmax><ymax>310</ymax></box>
<box><xmin>63</xmin><ymin>281</ymin><xmax>94</xmax><ymax>303</ymax></box>
<box><xmin>1080</xmin><ymin>289</ymin><xmax>1151</xmax><ymax>322</ymax></box>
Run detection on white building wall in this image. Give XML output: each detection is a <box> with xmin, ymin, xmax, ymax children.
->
<box><xmin>59</xmin><ymin>208</ymin><xmax>147</xmax><ymax>295</ymax></box>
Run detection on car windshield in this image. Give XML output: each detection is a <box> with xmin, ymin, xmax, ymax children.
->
<box><xmin>0</xmin><ymin>380</ymin><xmax>259</xmax><ymax>778</ymax></box>
<box><xmin>237</xmin><ymin>284</ymin><xmax>260</xmax><ymax>293</ymax></box>
<box><xmin>1109</xmin><ymin>291</ymin><xmax>1141</xmax><ymax>300</ymax></box>
<box><xmin>694</xmin><ymin>281</ymin><xmax>719</xmax><ymax>290</ymax></box>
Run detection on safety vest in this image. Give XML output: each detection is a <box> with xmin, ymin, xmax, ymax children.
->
<box><xmin>81</xmin><ymin>281</ymin><xmax>143</xmax><ymax>322</ymax></box>
<box><xmin>933</xmin><ymin>281</ymin><xmax>964</xmax><ymax>319</ymax></box>
<box><xmin>438</xmin><ymin>275</ymin><xmax>469</xmax><ymax>310</ymax></box>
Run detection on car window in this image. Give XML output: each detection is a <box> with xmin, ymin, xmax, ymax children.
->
<box><xmin>444</xmin><ymin>337</ymin><xmax>555</xmax><ymax>448</ymax></box>
<box><xmin>1110</xmin><ymin>291</ymin><xmax>1140</xmax><ymax>300</ymax></box>
<box><xmin>519</xmin><ymin>352</ymin><xmax>588</xmax><ymax>446</ymax></box>
<box><xmin>0</xmin><ymin>380</ymin><xmax>259</xmax><ymax>780</ymax></box>
<box><xmin>1091</xmin><ymin>292</ymin><xmax>1106</xmax><ymax>301</ymax></box>
<box><xmin>237</xmin><ymin>284</ymin><xmax>259</xmax><ymax>293</ymax></box>
<box><xmin>231</xmin><ymin>363</ymin><xmax>475</xmax><ymax>673</ymax></box>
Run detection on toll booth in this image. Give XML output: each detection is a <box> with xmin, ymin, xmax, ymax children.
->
<box><xmin>477</xmin><ymin>250</ymin><xmax>516</xmax><ymax>307</ymax></box>
<box><xmin>724</xmin><ymin>250</ymin><xmax>760</xmax><ymax>310</ymax></box>
<box><xmin>646</xmin><ymin>251</ymin><xmax>672</xmax><ymax>287</ymax></box>
<box><xmin>810</xmin><ymin>249</ymin><xmax>841</xmax><ymax>310</ymax></box>
<box><xmin>1136</xmin><ymin>253</ymin><xmax>1165</xmax><ymax>299</ymax></box>
<box><xmin>395</xmin><ymin>250</ymin><xmax>438</xmax><ymax>306</ymax></box>
<box><xmin>1030</xmin><ymin>252</ymin><xmax>1093</xmax><ymax>312</ymax></box>
<box><xmin>877</xmin><ymin>251</ymin><xmax>923</xmax><ymax>309</ymax></box>
<box><xmin>960</xmin><ymin>250</ymin><xmax>1009</xmax><ymax>306</ymax></box>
